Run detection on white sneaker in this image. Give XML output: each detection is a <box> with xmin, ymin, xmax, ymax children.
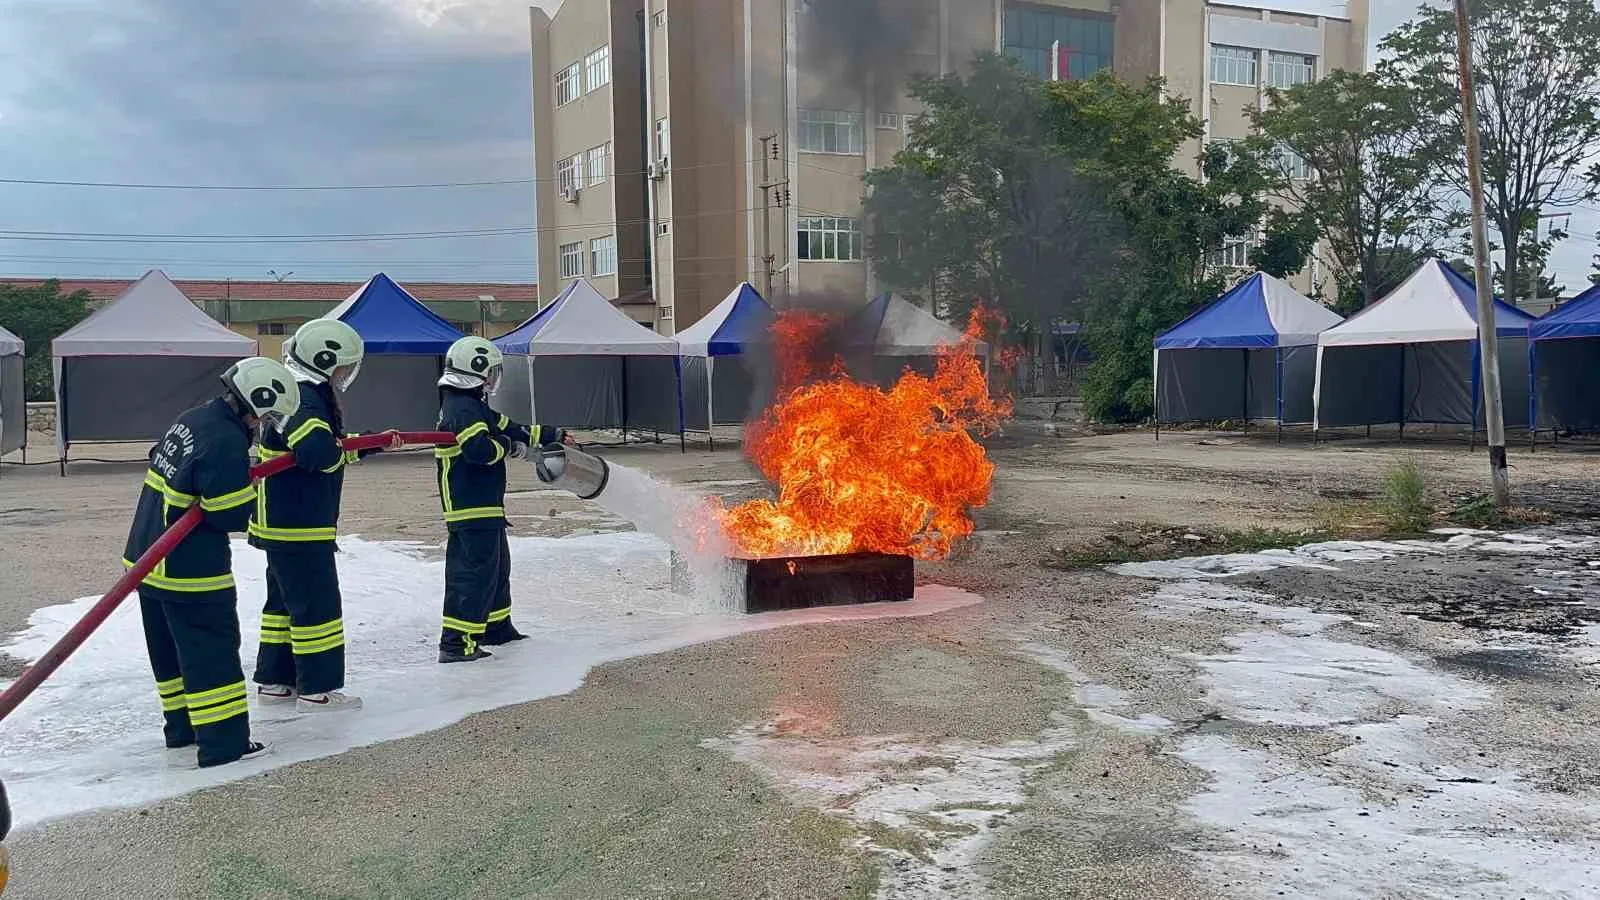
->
<box><xmin>256</xmin><ymin>684</ymin><xmax>297</xmax><ymax>704</ymax></box>
<box><xmin>297</xmin><ymin>691</ymin><xmax>363</xmax><ymax>712</ymax></box>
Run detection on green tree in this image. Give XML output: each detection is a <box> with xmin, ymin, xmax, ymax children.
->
<box><xmin>0</xmin><ymin>280</ymin><xmax>93</xmax><ymax>401</ymax></box>
<box><xmin>1382</xmin><ymin>0</ymin><xmax>1600</xmax><ymax>304</ymax></box>
<box><xmin>1249</xmin><ymin>69</ymin><xmax>1456</xmax><ymax>312</ymax></box>
<box><xmin>865</xmin><ymin>55</ymin><xmax>1301</xmax><ymax>418</ymax></box>
<box><xmin>865</xmin><ymin>54</ymin><xmax>1115</xmax><ymax>334</ymax></box>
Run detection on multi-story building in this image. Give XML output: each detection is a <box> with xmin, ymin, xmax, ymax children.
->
<box><xmin>530</xmin><ymin>0</ymin><xmax>1369</xmax><ymax>333</ymax></box>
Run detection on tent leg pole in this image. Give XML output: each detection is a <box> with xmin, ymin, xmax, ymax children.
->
<box><xmin>1277</xmin><ymin>422</ymin><xmax>1283</xmax><ymax>445</ymax></box>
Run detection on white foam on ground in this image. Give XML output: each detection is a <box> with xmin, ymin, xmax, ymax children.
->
<box><xmin>1143</xmin><ymin>579</ymin><xmax>1600</xmax><ymax>897</ymax></box>
<box><xmin>1112</xmin><ymin>531</ymin><xmax>1600</xmax><ymax>581</ymax></box>
<box><xmin>1018</xmin><ymin>642</ymin><xmax>1173</xmax><ymax>734</ymax></box>
<box><xmin>0</xmin><ymin>533</ymin><xmax>981</xmax><ymax>829</ymax></box>
<box><xmin>706</xmin><ymin>716</ymin><xmax>1075</xmax><ymax>900</ymax></box>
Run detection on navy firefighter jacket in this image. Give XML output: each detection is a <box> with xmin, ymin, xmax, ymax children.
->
<box><xmin>123</xmin><ymin>397</ymin><xmax>257</xmax><ymax>594</ymax></box>
<box><xmin>435</xmin><ymin>387</ymin><xmax>557</xmax><ymax>531</ymax></box>
<box><xmin>248</xmin><ymin>379</ymin><xmax>366</xmax><ymax>553</ymax></box>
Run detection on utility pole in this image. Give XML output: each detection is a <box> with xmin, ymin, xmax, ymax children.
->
<box><xmin>1455</xmin><ymin>0</ymin><xmax>1509</xmax><ymax>509</ymax></box>
<box><xmin>757</xmin><ymin>133</ymin><xmax>790</xmax><ymax>300</ymax></box>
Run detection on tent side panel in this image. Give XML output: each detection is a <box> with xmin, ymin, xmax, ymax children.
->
<box><xmin>61</xmin><ymin>356</ymin><xmax>237</xmax><ymax>443</ymax></box>
<box><xmin>0</xmin><ymin>353</ymin><xmax>24</xmax><ymax>455</ymax></box>
<box><xmin>712</xmin><ymin>356</ymin><xmax>763</xmax><ymax>424</ymax></box>
<box><xmin>1155</xmin><ymin>349</ymin><xmax>1247</xmax><ymax>423</ymax></box>
<box><xmin>624</xmin><ymin>357</ymin><xmax>685</xmax><ymax>433</ymax></box>
<box><xmin>682</xmin><ymin>357</ymin><xmax>712</xmax><ymax>432</ymax></box>
<box><xmin>1491</xmin><ymin>336</ymin><xmax>1531</xmax><ymax>430</ymax></box>
<box><xmin>1316</xmin><ymin>345</ymin><xmax>1405</xmax><ymax>428</ymax></box>
<box><xmin>1404</xmin><ymin>342</ymin><xmax>1475</xmax><ymax>427</ymax></box>
<box><xmin>1532</xmin><ymin>339</ymin><xmax>1600</xmax><ymax>430</ymax></box>
<box><xmin>1246</xmin><ymin>349</ymin><xmax>1278</xmax><ymax>421</ymax></box>
<box><xmin>488</xmin><ymin>353</ymin><xmax>535</xmax><ymax>428</ymax></box>
<box><xmin>532</xmin><ymin>357</ymin><xmax>623</xmax><ymax>429</ymax></box>
<box><xmin>1278</xmin><ymin>345</ymin><xmax>1319</xmax><ymax>425</ymax></box>
<box><xmin>339</xmin><ymin>354</ymin><xmax>444</xmax><ymax>433</ymax></box>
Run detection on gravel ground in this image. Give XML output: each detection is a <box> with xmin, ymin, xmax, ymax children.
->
<box><xmin>3</xmin><ymin>427</ymin><xmax>1600</xmax><ymax>898</ymax></box>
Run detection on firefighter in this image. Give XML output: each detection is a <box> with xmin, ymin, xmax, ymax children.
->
<box><xmin>125</xmin><ymin>357</ymin><xmax>298</xmax><ymax>768</ymax></box>
<box><xmin>435</xmin><ymin>336</ymin><xmax>567</xmax><ymax>663</ymax></box>
<box><xmin>250</xmin><ymin>319</ymin><xmax>401</xmax><ymax>711</ymax></box>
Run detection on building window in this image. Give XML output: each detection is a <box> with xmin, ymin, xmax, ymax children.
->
<box><xmin>1211</xmin><ymin>45</ymin><xmax>1259</xmax><ymax>87</ymax></box>
<box><xmin>586</xmin><ymin>142</ymin><xmax>611</xmax><ymax>186</ymax></box>
<box><xmin>1003</xmin><ymin>6</ymin><xmax>1114</xmax><ymax>80</ymax></box>
<box><xmin>654</xmin><ymin>118</ymin><xmax>671</xmax><ymax>160</ymax></box>
<box><xmin>556</xmin><ymin>63</ymin><xmax>581</xmax><ymax>106</ymax></box>
<box><xmin>584</xmin><ymin>45</ymin><xmax>611</xmax><ymax>93</ymax></box>
<box><xmin>1210</xmin><ymin>235</ymin><xmax>1256</xmax><ymax>270</ymax></box>
<box><xmin>557</xmin><ymin>154</ymin><xmax>582</xmax><ymax>194</ymax></box>
<box><xmin>798</xmin><ymin>109</ymin><xmax>864</xmax><ymax>154</ymax></box>
<box><xmin>876</xmin><ymin>112</ymin><xmax>900</xmax><ymax>130</ymax></box>
<box><xmin>797</xmin><ymin>216</ymin><xmax>863</xmax><ymax>261</ymax></box>
<box><xmin>590</xmin><ymin>235</ymin><xmax>618</xmax><ymax>276</ymax></box>
<box><xmin>1266</xmin><ymin>52</ymin><xmax>1316</xmax><ymax>89</ymax></box>
<box><xmin>559</xmin><ymin>241</ymin><xmax>584</xmax><ymax>278</ymax></box>
<box><xmin>653</xmin><ymin>10</ymin><xmax>665</xmax><ymax>27</ymax></box>
<box><xmin>659</xmin><ymin>306</ymin><xmax>674</xmax><ymax>320</ymax></box>
<box><xmin>657</xmin><ymin>221</ymin><xmax>671</xmax><ymax>236</ymax></box>
<box><xmin>257</xmin><ymin>322</ymin><xmax>293</xmax><ymax>336</ymax></box>
<box><xmin>1272</xmin><ymin>143</ymin><xmax>1309</xmax><ymax>180</ymax></box>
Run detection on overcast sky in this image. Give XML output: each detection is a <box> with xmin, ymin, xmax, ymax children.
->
<box><xmin>0</xmin><ymin>0</ymin><xmax>1592</xmax><ymax>290</ymax></box>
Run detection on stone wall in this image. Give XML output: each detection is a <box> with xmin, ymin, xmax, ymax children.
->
<box><xmin>25</xmin><ymin>401</ymin><xmax>55</xmax><ymax>436</ymax></box>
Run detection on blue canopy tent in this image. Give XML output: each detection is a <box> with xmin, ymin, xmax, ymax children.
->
<box><xmin>327</xmin><ymin>273</ymin><xmax>465</xmax><ymax>432</ymax></box>
<box><xmin>674</xmin><ymin>282</ymin><xmax>776</xmax><ymax>437</ymax></box>
<box><xmin>1154</xmin><ymin>273</ymin><xmax>1342</xmax><ymax>437</ymax></box>
<box><xmin>490</xmin><ymin>279</ymin><xmax>685</xmax><ymax>447</ymax></box>
<box><xmin>1530</xmin><ymin>284</ymin><xmax>1600</xmax><ymax>435</ymax></box>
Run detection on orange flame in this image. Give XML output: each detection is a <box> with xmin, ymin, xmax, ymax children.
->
<box><xmin>714</xmin><ymin>307</ymin><xmax>1011</xmax><ymax>560</ymax></box>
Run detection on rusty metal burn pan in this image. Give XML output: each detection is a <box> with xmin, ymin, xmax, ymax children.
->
<box><xmin>672</xmin><ymin>551</ymin><xmax>915</xmax><ymax>613</ymax></box>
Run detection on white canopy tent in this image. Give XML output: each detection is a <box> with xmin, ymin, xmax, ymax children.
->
<box><xmin>52</xmin><ymin>270</ymin><xmax>256</xmax><ymax>471</ymax></box>
<box><xmin>0</xmin><ymin>325</ymin><xmax>23</xmax><ymax>459</ymax></box>
<box><xmin>1313</xmin><ymin>261</ymin><xmax>1535</xmax><ymax>434</ymax></box>
<box><xmin>840</xmin><ymin>294</ymin><xmax>989</xmax><ymax>387</ymax></box>
<box><xmin>491</xmin><ymin>279</ymin><xmax>685</xmax><ymax>444</ymax></box>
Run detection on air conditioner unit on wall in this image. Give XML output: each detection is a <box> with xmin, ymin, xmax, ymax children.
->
<box><xmin>561</xmin><ymin>187</ymin><xmax>580</xmax><ymax>203</ymax></box>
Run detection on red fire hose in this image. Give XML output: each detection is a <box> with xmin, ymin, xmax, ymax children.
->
<box><xmin>0</xmin><ymin>430</ymin><xmax>456</xmax><ymax>724</ymax></box>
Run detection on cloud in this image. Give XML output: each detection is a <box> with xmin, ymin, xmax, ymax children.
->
<box><xmin>0</xmin><ymin>0</ymin><xmax>538</xmax><ymax>282</ymax></box>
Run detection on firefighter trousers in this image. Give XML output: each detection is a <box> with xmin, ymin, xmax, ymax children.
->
<box><xmin>139</xmin><ymin>585</ymin><xmax>252</xmax><ymax>767</ymax></box>
<box><xmin>253</xmin><ymin>549</ymin><xmax>346</xmax><ymax>695</ymax></box>
<box><xmin>439</xmin><ymin>527</ymin><xmax>518</xmax><ymax>653</ymax></box>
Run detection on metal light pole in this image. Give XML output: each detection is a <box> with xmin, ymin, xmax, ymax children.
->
<box><xmin>1455</xmin><ymin>0</ymin><xmax>1510</xmax><ymax>508</ymax></box>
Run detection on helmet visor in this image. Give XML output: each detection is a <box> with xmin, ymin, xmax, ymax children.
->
<box><xmin>258</xmin><ymin>408</ymin><xmax>291</xmax><ymax>436</ymax></box>
<box><xmin>332</xmin><ymin>361</ymin><xmax>362</xmax><ymax>392</ymax></box>
<box><xmin>485</xmin><ymin>363</ymin><xmax>504</xmax><ymax>396</ymax></box>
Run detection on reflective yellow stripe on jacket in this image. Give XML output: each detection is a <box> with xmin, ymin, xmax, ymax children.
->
<box><xmin>435</xmin><ymin>427</ymin><xmax>506</xmax><ymax>523</ymax></box>
<box><xmin>123</xmin><ymin>558</ymin><xmax>236</xmax><ymax>593</ymax></box>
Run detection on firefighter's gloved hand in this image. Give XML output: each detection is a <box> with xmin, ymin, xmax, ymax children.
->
<box><xmin>384</xmin><ymin>429</ymin><xmax>405</xmax><ymax>451</ymax></box>
<box><xmin>507</xmin><ymin>440</ymin><xmax>530</xmax><ymax>460</ymax></box>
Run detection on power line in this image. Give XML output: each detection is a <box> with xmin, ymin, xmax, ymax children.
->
<box><xmin>0</xmin><ymin>203</ymin><xmax>847</xmax><ymax>245</ymax></box>
<box><xmin>0</xmin><ymin>156</ymin><xmax>792</xmax><ymax>192</ymax></box>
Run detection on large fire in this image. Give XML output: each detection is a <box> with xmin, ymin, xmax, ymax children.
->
<box><xmin>713</xmin><ymin>308</ymin><xmax>1011</xmax><ymax>560</ymax></box>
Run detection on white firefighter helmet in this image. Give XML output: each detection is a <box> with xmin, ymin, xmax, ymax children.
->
<box><xmin>222</xmin><ymin>357</ymin><xmax>300</xmax><ymax>434</ymax></box>
<box><xmin>439</xmin><ymin>336</ymin><xmax>504</xmax><ymax>393</ymax></box>
<box><xmin>287</xmin><ymin>318</ymin><xmax>365</xmax><ymax>391</ymax></box>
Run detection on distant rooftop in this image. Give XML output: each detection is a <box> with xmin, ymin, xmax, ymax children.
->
<box><xmin>0</xmin><ymin>277</ymin><xmax>538</xmax><ymax>303</ymax></box>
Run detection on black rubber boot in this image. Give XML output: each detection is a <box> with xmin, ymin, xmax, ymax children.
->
<box><xmin>438</xmin><ymin>647</ymin><xmax>494</xmax><ymax>664</ymax></box>
<box><xmin>480</xmin><ymin>630</ymin><xmax>528</xmax><ymax>646</ymax></box>
<box><xmin>198</xmin><ymin>741</ymin><xmax>268</xmax><ymax>769</ymax></box>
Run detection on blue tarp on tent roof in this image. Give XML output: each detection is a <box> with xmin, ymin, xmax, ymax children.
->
<box><xmin>328</xmin><ymin>273</ymin><xmax>465</xmax><ymax>354</ymax></box>
<box><xmin>675</xmin><ymin>282</ymin><xmax>775</xmax><ymax>356</ymax></box>
<box><xmin>1531</xmin><ymin>284</ymin><xmax>1600</xmax><ymax>341</ymax></box>
<box><xmin>1155</xmin><ymin>273</ymin><xmax>1342</xmax><ymax>350</ymax></box>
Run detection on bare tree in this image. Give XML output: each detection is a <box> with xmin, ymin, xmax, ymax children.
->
<box><xmin>1382</xmin><ymin>0</ymin><xmax>1600</xmax><ymax>303</ymax></box>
